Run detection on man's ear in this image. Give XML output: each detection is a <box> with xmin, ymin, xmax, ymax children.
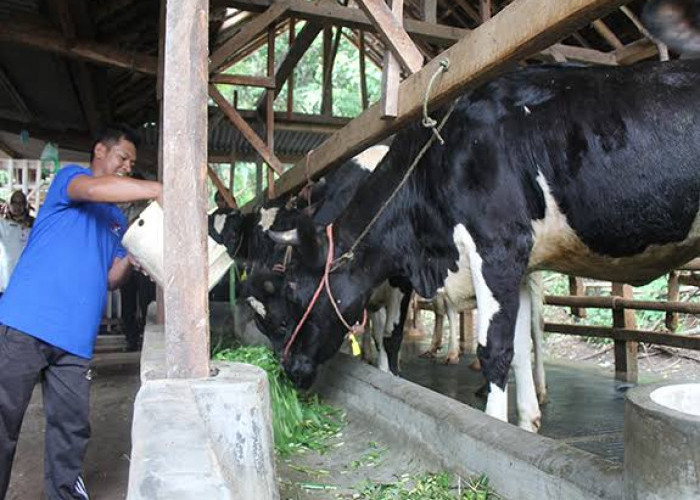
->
<box><xmin>93</xmin><ymin>142</ymin><xmax>108</xmax><ymax>160</ymax></box>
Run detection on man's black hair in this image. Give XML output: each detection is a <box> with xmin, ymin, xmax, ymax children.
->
<box><xmin>90</xmin><ymin>123</ymin><xmax>141</xmax><ymax>163</ymax></box>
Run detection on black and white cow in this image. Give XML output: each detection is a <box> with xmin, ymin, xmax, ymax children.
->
<box><xmin>644</xmin><ymin>0</ymin><xmax>700</xmax><ymax>53</ymax></box>
<box><xmin>251</xmin><ymin>59</ymin><xmax>700</xmax><ymax>431</ymax></box>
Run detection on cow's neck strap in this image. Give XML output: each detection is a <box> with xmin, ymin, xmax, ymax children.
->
<box><xmin>283</xmin><ymin>223</ymin><xmax>367</xmax><ymax>360</ymax></box>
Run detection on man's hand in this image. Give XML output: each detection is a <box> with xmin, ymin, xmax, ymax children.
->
<box><xmin>108</xmin><ymin>255</ymin><xmax>132</xmax><ymax>290</ymax></box>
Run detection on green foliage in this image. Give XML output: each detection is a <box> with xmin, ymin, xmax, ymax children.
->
<box><xmin>214</xmin><ymin>346</ymin><xmax>345</xmax><ymax>456</ymax></box>
<box><xmin>355</xmin><ymin>472</ymin><xmax>497</xmax><ymax>500</ymax></box>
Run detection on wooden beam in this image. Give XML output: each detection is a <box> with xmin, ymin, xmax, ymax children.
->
<box><xmin>209</xmin><ymin>2</ymin><xmax>289</xmax><ymax>73</ymax></box>
<box><xmin>256</xmin><ymin>20</ymin><xmax>323</xmax><ymax>114</ymax></box>
<box><xmin>615</xmin><ymin>38</ymin><xmax>658</xmax><ymax>64</ymax></box>
<box><xmin>421</xmin><ymin>0</ymin><xmax>437</xmax><ymax>23</ymax></box>
<box><xmin>540</xmin><ymin>43</ymin><xmax>617</xmax><ymax>65</ymax></box>
<box><xmin>380</xmin><ymin>0</ymin><xmax>404</xmax><ymax>117</ymax></box>
<box><xmin>480</xmin><ymin>0</ymin><xmax>492</xmax><ymax>22</ymax></box>
<box><xmin>271</xmin><ymin>0</ymin><xmax>628</xmax><ymax>198</ymax></box>
<box><xmin>0</xmin><ymin>138</ymin><xmax>20</xmax><ymax>159</ymax></box>
<box><xmin>207</xmin><ymin>165</ymin><xmax>238</xmax><ymax>208</ymax></box>
<box><xmin>355</xmin><ymin>0</ymin><xmax>424</xmax><ymax>74</ymax></box>
<box><xmin>0</xmin><ymin>19</ymin><xmax>157</xmax><ymax>75</ymax></box>
<box><xmin>218</xmin><ymin>0</ymin><xmax>467</xmax><ymax>45</ymax></box>
<box><xmin>210</xmin><ymin>74</ymin><xmax>276</xmax><ymax>88</ymax></box>
<box><xmin>591</xmin><ymin>19</ymin><xmax>623</xmax><ymax>49</ymax></box>
<box><xmin>266</xmin><ymin>26</ymin><xmax>276</xmax><ymax>199</ymax></box>
<box><xmin>162</xmin><ymin>0</ymin><xmax>210</xmax><ymax>379</ymax></box>
<box><xmin>0</xmin><ymin>66</ymin><xmax>33</xmax><ymax>121</ymax></box>
<box><xmin>359</xmin><ymin>31</ymin><xmax>369</xmax><ymax>110</ymax></box>
<box><xmin>209</xmin><ymin>85</ymin><xmax>284</xmax><ymax>175</ymax></box>
<box><xmin>545</xmin><ymin>323</ymin><xmax>700</xmax><ymax>352</ymax></box>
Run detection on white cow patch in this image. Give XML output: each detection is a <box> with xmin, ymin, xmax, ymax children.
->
<box><xmin>213</xmin><ymin>214</ymin><xmax>226</xmax><ymax>235</ymax></box>
<box><xmin>258</xmin><ymin>207</ymin><xmax>279</xmax><ymax>231</ymax></box>
<box><xmin>246</xmin><ymin>297</ymin><xmax>267</xmax><ymax>318</ymax></box>
<box><xmin>530</xmin><ymin>173</ymin><xmax>700</xmax><ymax>285</ymax></box>
<box><xmin>446</xmin><ymin>224</ymin><xmax>499</xmax><ymax>347</ymax></box>
<box><xmin>352</xmin><ymin>145</ymin><xmax>389</xmax><ymax>171</ymax></box>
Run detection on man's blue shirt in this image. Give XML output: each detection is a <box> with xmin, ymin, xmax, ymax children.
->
<box><xmin>0</xmin><ymin>165</ymin><xmax>127</xmax><ymax>358</ymax></box>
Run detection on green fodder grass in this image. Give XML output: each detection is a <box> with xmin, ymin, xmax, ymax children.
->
<box><xmin>214</xmin><ymin>346</ymin><xmax>345</xmax><ymax>456</ymax></box>
<box><xmin>357</xmin><ymin>472</ymin><xmax>498</xmax><ymax>500</ymax></box>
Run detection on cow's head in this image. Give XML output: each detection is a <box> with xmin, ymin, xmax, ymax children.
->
<box><xmin>244</xmin><ymin>219</ymin><xmax>370</xmax><ymax>389</ymax></box>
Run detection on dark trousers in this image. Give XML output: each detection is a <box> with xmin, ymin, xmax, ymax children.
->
<box><xmin>0</xmin><ymin>325</ymin><xmax>91</xmax><ymax>499</ymax></box>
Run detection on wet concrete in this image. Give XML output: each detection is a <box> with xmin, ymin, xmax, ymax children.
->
<box><xmin>400</xmin><ymin>351</ymin><xmax>657</xmax><ymax>463</ymax></box>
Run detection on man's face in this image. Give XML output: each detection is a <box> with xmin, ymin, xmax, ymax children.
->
<box><xmin>9</xmin><ymin>193</ymin><xmax>26</xmax><ymax>217</ymax></box>
<box><xmin>95</xmin><ymin>137</ymin><xmax>137</xmax><ymax>177</ymax></box>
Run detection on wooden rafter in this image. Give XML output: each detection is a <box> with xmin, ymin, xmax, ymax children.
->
<box><xmin>256</xmin><ymin>20</ymin><xmax>323</xmax><ymax>114</ymax></box>
<box><xmin>219</xmin><ymin>0</ymin><xmax>467</xmax><ymax>45</ymax></box>
<box><xmin>207</xmin><ymin>165</ymin><xmax>238</xmax><ymax>208</ymax></box>
<box><xmin>0</xmin><ymin>137</ymin><xmax>20</xmax><ymax>159</ymax></box>
<box><xmin>380</xmin><ymin>0</ymin><xmax>405</xmax><ymax>117</ymax></box>
<box><xmin>209</xmin><ymin>2</ymin><xmax>289</xmax><ymax>73</ymax></box>
<box><xmin>210</xmin><ymin>74</ymin><xmax>276</xmax><ymax>87</ymax></box>
<box><xmin>591</xmin><ymin>19</ymin><xmax>623</xmax><ymax>48</ymax></box>
<box><xmin>0</xmin><ymin>19</ymin><xmax>157</xmax><ymax>74</ymax></box>
<box><xmin>540</xmin><ymin>43</ymin><xmax>617</xmax><ymax>65</ymax></box>
<box><xmin>0</xmin><ymin>66</ymin><xmax>33</xmax><ymax>121</ymax></box>
<box><xmin>209</xmin><ymin>85</ymin><xmax>284</xmax><ymax>175</ymax></box>
<box><xmin>615</xmin><ymin>38</ymin><xmax>658</xmax><ymax>64</ymax></box>
<box><xmin>270</xmin><ymin>0</ymin><xmax>628</xmax><ymax>198</ymax></box>
<box><xmin>355</xmin><ymin>0</ymin><xmax>423</xmax><ymax>75</ymax></box>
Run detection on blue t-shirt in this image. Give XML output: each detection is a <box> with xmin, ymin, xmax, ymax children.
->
<box><xmin>0</xmin><ymin>165</ymin><xmax>127</xmax><ymax>358</ymax></box>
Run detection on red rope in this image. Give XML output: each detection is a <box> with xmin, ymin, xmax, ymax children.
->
<box><xmin>282</xmin><ymin>223</ymin><xmax>367</xmax><ymax>361</ymax></box>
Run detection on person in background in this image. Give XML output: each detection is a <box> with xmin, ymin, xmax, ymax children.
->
<box><xmin>0</xmin><ymin>124</ymin><xmax>162</xmax><ymax>499</ymax></box>
<box><xmin>4</xmin><ymin>190</ymin><xmax>35</xmax><ymax>228</ymax></box>
<box><xmin>0</xmin><ymin>191</ymin><xmax>33</xmax><ymax>300</ymax></box>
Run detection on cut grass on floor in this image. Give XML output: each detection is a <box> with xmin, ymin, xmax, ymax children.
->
<box><xmin>214</xmin><ymin>346</ymin><xmax>345</xmax><ymax>456</ymax></box>
<box><xmin>353</xmin><ymin>472</ymin><xmax>498</xmax><ymax>500</ymax></box>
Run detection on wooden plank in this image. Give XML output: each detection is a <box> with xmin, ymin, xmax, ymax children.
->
<box><xmin>266</xmin><ymin>26</ymin><xmax>276</xmax><ymax>199</ymax></box>
<box><xmin>219</xmin><ymin>0</ymin><xmax>467</xmax><ymax>45</ymax></box>
<box><xmin>545</xmin><ymin>323</ymin><xmax>700</xmax><ymax>351</ymax></box>
<box><xmin>422</xmin><ymin>0</ymin><xmax>437</xmax><ymax>24</ymax></box>
<box><xmin>615</xmin><ymin>38</ymin><xmax>658</xmax><ymax>65</ymax></box>
<box><xmin>209</xmin><ymin>2</ymin><xmax>289</xmax><ymax>73</ymax></box>
<box><xmin>210</xmin><ymin>74</ymin><xmax>276</xmax><ymax>87</ymax></box>
<box><xmin>359</xmin><ymin>31</ymin><xmax>369</xmax><ymax>110</ymax></box>
<box><xmin>271</xmin><ymin>0</ymin><xmax>628</xmax><ymax>198</ymax></box>
<box><xmin>0</xmin><ymin>19</ymin><xmax>157</xmax><ymax>74</ymax></box>
<box><xmin>162</xmin><ymin>0</ymin><xmax>210</xmax><ymax>379</ymax></box>
<box><xmin>209</xmin><ymin>85</ymin><xmax>284</xmax><ymax>175</ymax></box>
<box><xmin>256</xmin><ymin>20</ymin><xmax>323</xmax><ymax>114</ymax></box>
<box><xmin>322</xmin><ymin>27</ymin><xmax>334</xmax><ymax>116</ymax></box>
<box><xmin>287</xmin><ymin>17</ymin><xmax>296</xmax><ymax>114</ymax></box>
<box><xmin>544</xmin><ymin>294</ymin><xmax>700</xmax><ymax>314</ymax></box>
<box><xmin>680</xmin><ymin>258</ymin><xmax>700</xmax><ymax>271</ymax></box>
<box><xmin>207</xmin><ymin>165</ymin><xmax>238</xmax><ymax>208</ymax></box>
<box><xmin>539</xmin><ymin>43</ymin><xmax>617</xmax><ymax>65</ymax></box>
<box><xmin>666</xmin><ymin>271</ymin><xmax>680</xmax><ymax>331</ymax></box>
<box><xmin>612</xmin><ymin>282</ymin><xmax>637</xmax><ymax>383</ymax></box>
<box><xmin>381</xmin><ymin>0</ymin><xmax>404</xmax><ymax>117</ymax></box>
<box><xmin>355</xmin><ymin>0</ymin><xmax>423</xmax><ymax>74</ymax></box>
<box><xmin>591</xmin><ymin>19</ymin><xmax>623</xmax><ymax>48</ymax></box>
<box><xmin>480</xmin><ymin>0</ymin><xmax>492</xmax><ymax>21</ymax></box>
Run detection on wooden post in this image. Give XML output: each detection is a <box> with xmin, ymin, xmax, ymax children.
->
<box><xmin>322</xmin><ymin>27</ymin><xmax>333</xmax><ymax>116</ymax></box>
<box><xmin>287</xmin><ymin>17</ymin><xmax>295</xmax><ymax>116</ymax></box>
<box><xmin>612</xmin><ymin>282</ymin><xmax>637</xmax><ymax>383</ymax></box>
<box><xmin>480</xmin><ymin>0</ymin><xmax>492</xmax><ymax>21</ymax></box>
<box><xmin>666</xmin><ymin>271</ymin><xmax>680</xmax><ymax>331</ymax></box>
<box><xmin>256</xmin><ymin>160</ymin><xmax>263</xmax><ymax>197</ymax></box>
<box><xmin>359</xmin><ymin>30</ymin><xmax>369</xmax><ymax>110</ymax></box>
<box><xmin>380</xmin><ymin>0</ymin><xmax>403</xmax><ymax>118</ymax></box>
<box><xmin>156</xmin><ymin>0</ymin><xmax>166</xmax><ymax>326</ymax></box>
<box><xmin>266</xmin><ymin>26</ymin><xmax>276</xmax><ymax>199</ymax></box>
<box><xmin>162</xmin><ymin>0</ymin><xmax>210</xmax><ymax>379</ymax></box>
<box><xmin>460</xmin><ymin>309</ymin><xmax>475</xmax><ymax>354</ymax></box>
<box><xmin>422</xmin><ymin>0</ymin><xmax>437</xmax><ymax>23</ymax></box>
<box><xmin>568</xmin><ymin>275</ymin><xmax>586</xmax><ymax>318</ymax></box>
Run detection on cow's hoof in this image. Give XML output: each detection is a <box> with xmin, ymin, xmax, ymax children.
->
<box><xmin>468</xmin><ymin>358</ymin><xmax>482</xmax><ymax>371</ymax></box>
<box><xmin>419</xmin><ymin>350</ymin><xmax>437</xmax><ymax>359</ymax></box>
<box><xmin>519</xmin><ymin>415</ymin><xmax>541</xmax><ymax>433</ymax></box>
<box><xmin>444</xmin><ymin>354</ymin><xmax>460</xmax><ymax>365</ymax></box>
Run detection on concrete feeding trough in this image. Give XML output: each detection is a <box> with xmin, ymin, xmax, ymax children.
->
<box><xmin>624</xmin><ymin>383</ymin><xmax>700</xmax><ymax>500</ymax></box>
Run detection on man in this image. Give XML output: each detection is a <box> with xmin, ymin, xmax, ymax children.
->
<box><xmin>0</xmin><ymin>191</ymin><xmax>33</xmax><ymax>299</ymax></box>
<box><xmin>0</xmin><ymin>125</ymin><xmax>162</xmax><ymax>499</ymax></box>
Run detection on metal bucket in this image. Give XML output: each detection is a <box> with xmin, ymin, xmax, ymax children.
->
<box><xmin>122</xmin><ymin>201</ymin><xmax>233</xmax><ymax>291</ymax></box>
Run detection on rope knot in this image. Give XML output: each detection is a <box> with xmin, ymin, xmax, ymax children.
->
<box><xmin>422</xmin><ymin>58</ymin><xmax>450</xmax><ymax>145</ymax></box>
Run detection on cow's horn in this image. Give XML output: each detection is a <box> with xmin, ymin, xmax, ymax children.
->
<box><xmin>267</xmin><ymin>228</ymin><xmax>299</xmax><ymax>245</ymax></box>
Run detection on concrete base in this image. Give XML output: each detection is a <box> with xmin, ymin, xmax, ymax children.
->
<box><xmin>315</xmin><ymin>353</ymin><xmax>623</xmax><ymax>500</ymax></box>
<box><xmin>624</xmin><ymin>383</ymin><xmax>700</xmax><ymax>500</ymax></box>
<box><xmin>127</xmin><ymin>325</ymin><xmax>278</xmax><ymax>499</ymax></box>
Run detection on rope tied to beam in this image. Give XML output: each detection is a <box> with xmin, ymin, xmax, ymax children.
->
<box><xmin>422</xmin><ymin>59</ymin><xmax>450</xmax><ymax>145</ymax></box>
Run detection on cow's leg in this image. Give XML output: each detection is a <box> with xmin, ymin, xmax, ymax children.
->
<box><xmin>370</xmin><ymin>309</ymin><xmax>389</xmax><ymax>371</ymax></box>
<box><xmin>421</xmin><ymin>311</ymin><xmax>444</xmax><ymax>358</ymax></box>
<box><xmin>529</xmin><ymin>272</ymin><xmax>547</xmax><ymax>404</ymax></box>
<box><xmin>513</xmin><ymin>281</ymin><xmax>541</xmax><ymax>432</ymax></box>
<box><xmin>384</xmin><ymin>290</ymin><xmax>411</xmax><ymax>375</ymax></box>
<box><xmin>444</xmin><ymin>303</ymin><xmax>460</xmax><ymax>364</ymax></box>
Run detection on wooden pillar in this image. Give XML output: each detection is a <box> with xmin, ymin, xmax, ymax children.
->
<box><xmin>460</xmin><ymin>308</ymin><xmax>475</xmax><ymax>354</ymax></box>
<box><xmin>612</xmin><ymin>282</ymin><xmax>637</xmax><ymax>383</ymax></box>
<box><xmin>666</xmin><ymin>271</ymin><xmax>680</xmax><ymax>331</ymax></box>
<box><xmin>322</xmin><ymin>27</ymin><xmax>333</xmax><ymax>116</ymax></box>
<box><xmin>422</xmin><ymin>0</ymin><xmax>437</xmax><ymax>23</ymax></box>
<box><xmin>287</xmin><ymin>18</ymin><xmax>295</xmax><ymax>116</ymax></box>
<box><xmin>162</xmin><ymin>0</ymin><xmax>210</xmax><ymax>379</ymax></box>
<box><xmin>155</xmin><ymin>0</ymin><xmax>166</xmax><ymax>326</ymax></box>
<box><xmin>380</xmin><ymin>0</ymin><xmax>403</xmax><ymax>118</ymax></box>
<box><xmin>480</xmin><ymin>0</ymin><xmax>492</xmax><ymax>21</ymax></box>
<box><xmin>266</xmin><ymin>26</ymin><xmax>276</xmax><ymax>199</ymax></box>
<box><xmin>568</xmin><ymin>275</ymin><xmax>586</xmax><ymax>318</ymax></box>
<box><xmin>256</xmin><ymin>160</ymin><xmax>263</xmax><ymax>197</ymax></box>
<box><xmin>359</xmin><ymin>31</ymin><xmax>369</xmax><ymax>110</ymax></box>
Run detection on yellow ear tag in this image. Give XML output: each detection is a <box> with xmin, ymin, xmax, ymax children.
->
<box><xmin>348</xmin><ymin>334</ymin><xmax>361</xmax><ymax>357</ymax></box>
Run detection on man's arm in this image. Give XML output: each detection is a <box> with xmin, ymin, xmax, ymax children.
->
<box><xmin>68</xmin><ymin>175</ymin><xmax>163</xmax><ymax>205</ymax></box>
<box><xmin>108</xmin><ymin>255</ymin><xmax>132</xmax><ymax>290</ymax></box>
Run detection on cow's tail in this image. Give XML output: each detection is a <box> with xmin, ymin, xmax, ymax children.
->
<box><xmin>643</xmin><ymin>0</ymin><xmax>700</xmax><ymax>54</ymax></box>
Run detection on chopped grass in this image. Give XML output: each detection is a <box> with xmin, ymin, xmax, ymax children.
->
<box><xmin>214</xmin><ymin>346</ymin><xmax>345</xmax><ymax>456</ymax></box>
<box><xmin>354</xmin><ymin>472</ymin><xmax>498</xmax><ymax>500</ymax></box>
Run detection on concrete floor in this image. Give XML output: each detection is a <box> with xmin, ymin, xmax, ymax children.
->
<box><xmin>401</xmin><ymin>352</ymin><xmax>642</xmax><ymax>463</ymax></box>
<box><xmin>6</xmin><ymin>336</ymin><xmax>140</xmax><ymax>500</ymax></box>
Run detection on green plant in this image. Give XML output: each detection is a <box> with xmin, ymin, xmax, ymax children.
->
<box><xmin>354</xmin><ymin>472</ymin><xmax>497</xmax><ymax>500</ymax></box>
<box><xmin>214</xmin><ymin>346</ymin><xmax>345</xmax><ymax>456</ymax></box>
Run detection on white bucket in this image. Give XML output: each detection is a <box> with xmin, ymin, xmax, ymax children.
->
<box><xmin>122</xmin><ymin>201</ymin><xmax>233</xmax><ymax>291</ymax></box>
